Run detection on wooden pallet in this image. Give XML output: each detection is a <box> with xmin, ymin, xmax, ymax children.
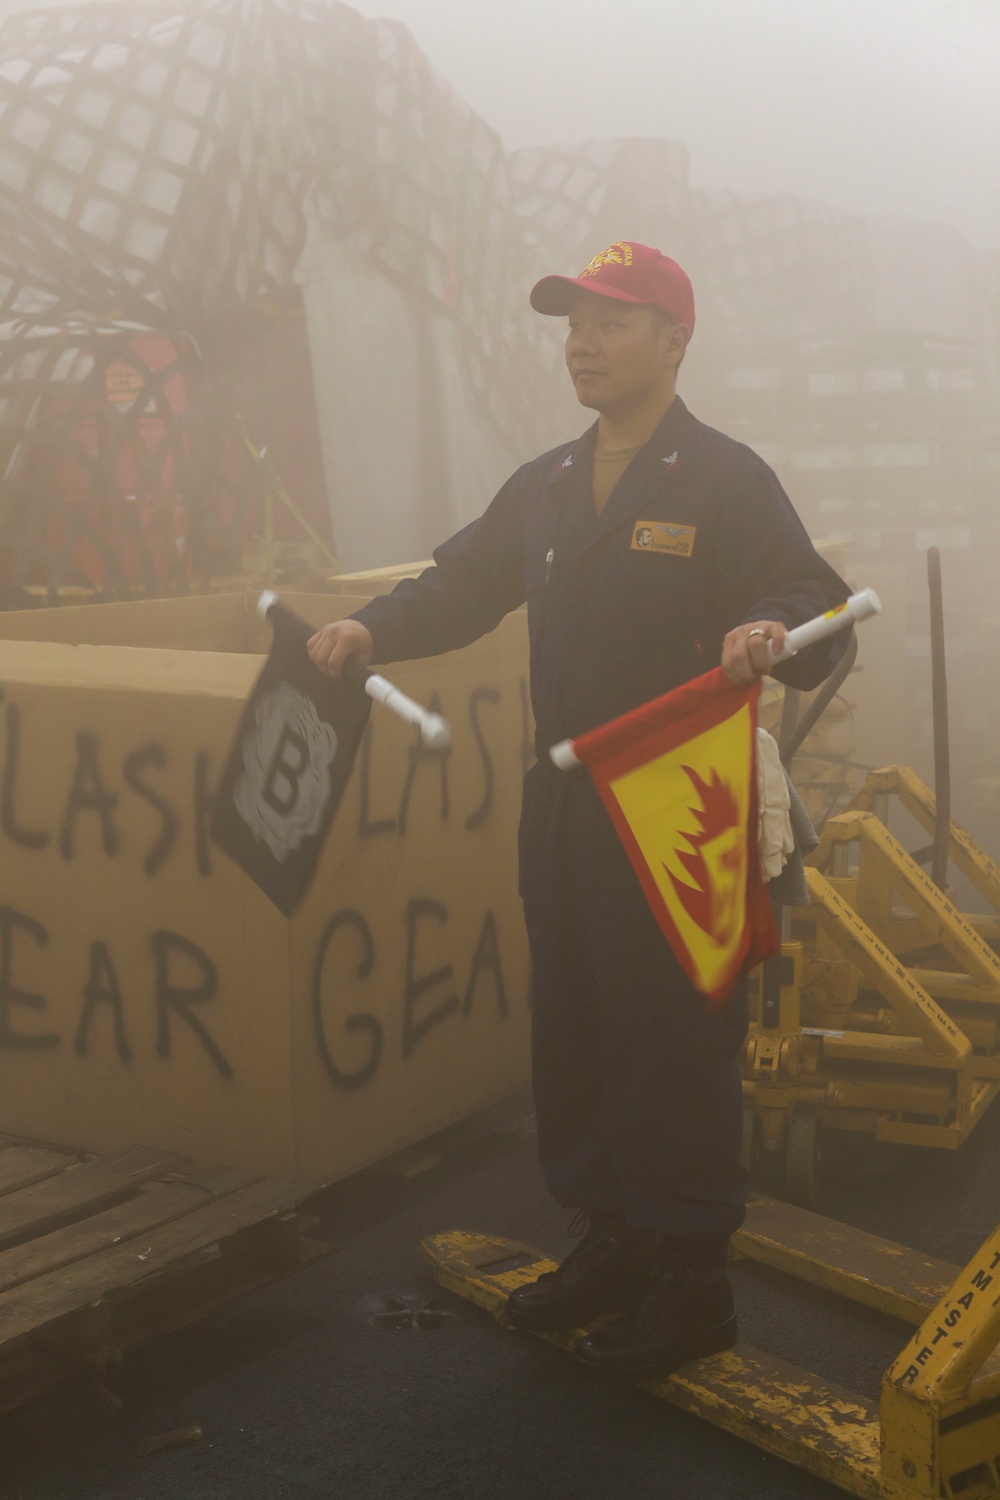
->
<box><xmin>0</xmin><ymin>1136</ymin><xmax>326</xmax><ymax>1415</ymax></box>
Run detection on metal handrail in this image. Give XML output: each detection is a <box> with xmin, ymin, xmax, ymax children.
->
<box><xmin>779</xmin><ymin>628</ymin><xmax>858</xmax><ymax>767</ymax></box>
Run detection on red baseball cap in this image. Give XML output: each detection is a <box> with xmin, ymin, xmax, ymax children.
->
<box><xmin>530</xmin><ymin>241</ymin><xmax>695</xmax><ymax>333</ymax></box>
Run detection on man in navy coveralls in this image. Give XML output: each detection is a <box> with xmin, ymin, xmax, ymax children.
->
<box><xmin>308</xmin><ymin>242</ymin><xmax>848</xmax><ymax>1378</ymax></box>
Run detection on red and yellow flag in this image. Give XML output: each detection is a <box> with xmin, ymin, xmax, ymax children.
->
<box><xmin>569</xmin><ymin>667</ymin><xmax>777</xmax><ymax>1001</ymax></box>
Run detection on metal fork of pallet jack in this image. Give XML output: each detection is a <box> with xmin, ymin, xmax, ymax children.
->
<box><xmin>424</xmin><ymin>1201</ymin><xmax>1000</xmax><ymax>1500</ymax></box>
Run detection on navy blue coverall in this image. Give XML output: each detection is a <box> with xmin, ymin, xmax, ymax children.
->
<box><xmin>350</xmin><ymin>396</ymin><xmax>848</xmax><ymax>1241</ymax></box>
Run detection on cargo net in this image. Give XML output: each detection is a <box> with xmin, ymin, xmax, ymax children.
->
<box><xmin>0</xmin><ymin>0</ymin><xmax>558</xmax><ymax>600</ymax></box>
<box><xmin>509</xmin><ymin>137</ymin><xmax>876</xmax><ymax>345</ymax></box>
<box><xmin>0</xmin><ymin>323</ymin><xmax>253</xmax><ymax>602</ymax></box>
<box><xmin>507</xmin><ymin>138</ymin><xmax>694</xmax><ymax>385</ymax></box>
<box><xmin>510</xmin><ymin>138</ymin><xmax>691</xmax><ymax>270</ymax></box>
<box><xmin>691</xmin><ymin>190</ymin><xmax>872</xmax><ymax>340</ymax></box>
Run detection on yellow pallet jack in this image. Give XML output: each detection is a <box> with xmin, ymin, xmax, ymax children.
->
<box><xmin>743</xmin><ymin>764</ymin><xmax>1000</xmax><ymax>1207</ymax></box>
<box><xmin>743</xmin><ymin>551</ymin><xmax>1000</xmax><ymax>1206</ymax></box>
<box><xmin>423</xmin><ymin>1197</ymin><xmax>1000</xmax><ymax>1499</ymax></box>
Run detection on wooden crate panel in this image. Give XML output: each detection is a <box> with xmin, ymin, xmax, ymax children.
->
<box><xmin>0</xmin><ymin>595</ymin><xmax>531</xmax><ymax>1182</ymax></box>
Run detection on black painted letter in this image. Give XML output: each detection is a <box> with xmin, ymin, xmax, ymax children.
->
<box><xmin>75</xmin><ymin>940</ymin><xmax>132</xmax><ymax>1062</ymax></box>
<box><xmin>465</xmin><ymin>687</ymin><xmax>500</xmax><ymax>832</ymax></box>
<box><xmin>1</xmin><ymin>701</ymin><xmax>50</xmax><ymax>849</ymax></box>
<box><xmin>0</xmin><ymin>905</ymin><xmax>57</xmax><ymax>1049</ymax></box>
<box><xmin>123</xmin><ymin>743</ymin><xmax>179</xmax><ymax>876</ymax></box>
<box><xmin>403</xmin><ymin>898</ymin><xmax>458</xmax><ymax>1058</ymax></box>
<box><xmin>311</xmin><ymin>909</ymin><xmax>383</xmax><ymax>1091</ymax></box>
<box><xmin>152</xmin><ymin>930</ymin><xmax>232</xmax><ymax>1081</ymax></box>
<box><xmin>463</xmin><ymin>910</ymin><xmax>508</xmax><ymax>1018</ymax></box>
<box><xmin>398</xmin><ymin>695</ymin><xmax>451</xmax><ymax>836</ymax></box>
<box><xmin>60</xmin><ymin>732</ymin><xmax>119</xmax><ymax>859</ymax></box>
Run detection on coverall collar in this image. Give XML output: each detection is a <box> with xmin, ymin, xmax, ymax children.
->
<box><xmin>546</xmin><ymin>395</ymin><xmax>696</xmax><ymax>562</ymax></box>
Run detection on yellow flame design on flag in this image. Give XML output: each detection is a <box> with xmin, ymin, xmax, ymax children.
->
<box><xmin>607</xmin><ymin>704</ymin><xmax>753</xmax><ymax>995</ymax></box>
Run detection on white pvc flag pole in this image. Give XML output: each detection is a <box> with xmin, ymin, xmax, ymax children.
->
<box><xmin>548</xmin><ymin>588</ymin><xmax>881</xmax><ymax>771</ymax></box>
<box><xmin>358</xmin><ymin>670</ymin><xmax>452</xmax><ymax>749</ymax></box>
<box><xmin>768</xmin><ymin>587</ymin><xmax>880</xmax><ymax>665</ymax></box>
<box><xmin>258</xmin><ymin>592</ymin><xmax>452</xmax><ymax>750</ymax></box>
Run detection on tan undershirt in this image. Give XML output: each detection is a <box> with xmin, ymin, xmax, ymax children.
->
<box><xmin>592</xmin><ymin>438</ymin><xmax>645</xmax><ymax>516</ymax></box>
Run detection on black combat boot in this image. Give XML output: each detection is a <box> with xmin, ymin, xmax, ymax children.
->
<box><xmin>573</xmin><ymin>1234</ymin><xmax>736</xmax><ymax>1376</ymax></box>
<box><xmin>505</xmin><ymin>1211</ymin><xmax>655</xmax><ymax>1333</ymax></box>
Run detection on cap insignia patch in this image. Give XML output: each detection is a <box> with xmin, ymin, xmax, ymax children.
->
<box><xmin>580</xmin><ymin>242</ymin><xmax>633</xmax><ymax>278</ymax></box>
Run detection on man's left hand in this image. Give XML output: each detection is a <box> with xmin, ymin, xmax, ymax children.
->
<box><xmin>721</xmin><ymin>620</ymin><xmax>787</xmax><ymax>685</ymax></box>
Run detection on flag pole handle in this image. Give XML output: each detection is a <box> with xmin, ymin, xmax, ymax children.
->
<box><xmin>547</xmin><ymin>587</ymin><xmax>881</xmax><ymax>771</ymax></box>
<box><xmin>768</xmin><ymin>587</ymin><xmax>880</xmax><ymax>665</ymax></box>
<box><xmin>258</xmin><ymin>593</ymin><xmax>452</xmax><ymax>750</ymax></box>
<box><xmin>344</xmin><ymin>659</ymin><xmax>452</xmax><ymax>750</ymax></box>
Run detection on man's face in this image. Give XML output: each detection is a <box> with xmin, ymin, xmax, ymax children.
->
<box><xmin>564</xmin><ymin>290</ymin><xmax>685</xmax><ymax>416</ymax></box>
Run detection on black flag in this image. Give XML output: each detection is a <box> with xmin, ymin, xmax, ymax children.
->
<box><xmin>210</xmin><ymin>601</ymin><xmax>372</xmax><ymax>915</ymax></box>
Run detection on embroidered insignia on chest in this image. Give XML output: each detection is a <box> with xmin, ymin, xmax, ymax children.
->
<box><xmin>662</xmin><ymin>451</ymin><xmax>680</xmax><ymax>466</ymax></box>
<box><xmin>561</xmin><ymin>453</ymin><xmax>574</xmax><ymax>469</ymax></box>
<box><xmin>631</xmin><ymin>520</ymin><xmax>697</xmax><ymax>558</ymax></box>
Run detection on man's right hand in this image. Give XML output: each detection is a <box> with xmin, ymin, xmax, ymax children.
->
<box><xmin>307</xmin><ymin>618</ymin><xmax>375</xmax><ymax>679</ymax></box>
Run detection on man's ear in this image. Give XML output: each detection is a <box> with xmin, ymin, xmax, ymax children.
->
<box><xmin>664</xmin><ymin>321</ymin><xmax>691</xmax><ymax>369</ymax></box>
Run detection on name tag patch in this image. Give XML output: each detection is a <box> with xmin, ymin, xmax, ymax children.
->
<box><xmin>631</xmin><ymin>521</ymin><xmax>697</xmax><ymax>558</ymax></box>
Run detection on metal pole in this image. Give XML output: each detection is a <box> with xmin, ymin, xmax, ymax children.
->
<box><xmin>263</xmin><ymin>477</ymin><xmax>275</xmax><ymax>587</ymax></box>
<box><xmin>238</xmin><ymin>417</ymin><xmax>339</xmax><ymax>572</ymax></box>
<box><xmin>927</xmin><ymin>547</ymin><xmax>951</xmax><ymax>891</ymax></box>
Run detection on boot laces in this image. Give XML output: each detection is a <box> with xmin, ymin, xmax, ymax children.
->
<box><xmin>547</xmin><ymin>1210</ymin><xmax>622</xmax><ymax>1284</ymax></box>
<box><xmin>566</xmin><ymin>1209</ymin><xmax>590</xmax><ymax>1240</ymax></box>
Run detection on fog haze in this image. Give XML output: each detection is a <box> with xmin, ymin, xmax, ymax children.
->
<box><xmin>351</xmin><ymin>0</ymin><xmax>1000</xmax><ymax>249</ymax></box>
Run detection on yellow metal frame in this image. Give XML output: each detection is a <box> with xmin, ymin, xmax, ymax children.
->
<box><xmin>424</xmin><ymin>1201</ymin><xmax>1000</xmax><ymax>1498</ymax></box>
<box><xmin>849</xmin><ymin>767</ymin><xmax>1000</xmax><ymax>947</ymax></box>
<box><xmin>743</xmin><ymin>768</ymin><xmax>1000</xmax><ymax>1176</ymax></box>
